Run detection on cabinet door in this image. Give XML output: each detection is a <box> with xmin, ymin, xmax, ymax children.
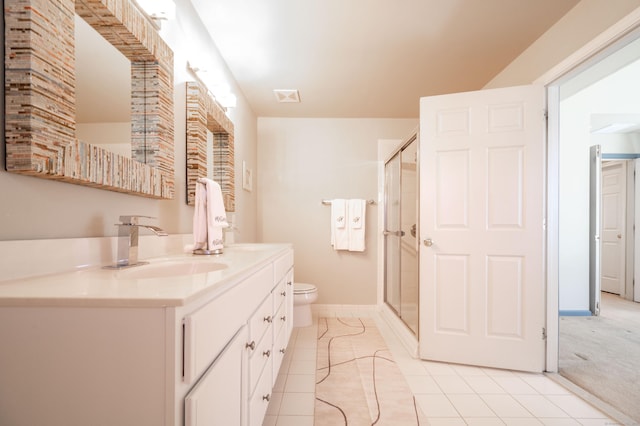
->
<box><xmin>185</xmin><ymin>325</ymin><xmax>247</xmax><ymax>426</ymax></box>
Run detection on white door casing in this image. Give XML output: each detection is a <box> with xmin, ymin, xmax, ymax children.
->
<box><xmin>419</xmin><ymin>85</ymin><xmax>546</xmax><ymax>373</ymax></box>
<box><xmin>589</xmin><ymin>145</ymin><xmax>602</xmax><ymax>315</ymax></box>
<box><xmin>601</xmin><ymin>161</ymin><xmax>626</xmax><ymax>295</ymax></box>
<box><xmin>635</xmin><ymin>159</ymin><xmax>640</xmax><ymax>303</ymax></box>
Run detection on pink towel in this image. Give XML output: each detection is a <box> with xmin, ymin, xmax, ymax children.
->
<box><xmin>193</xmin><ymin>178</ymin><xmax>228</xmax><ymax>251</ymax></box>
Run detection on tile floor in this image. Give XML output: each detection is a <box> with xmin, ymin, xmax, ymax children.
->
<box><xmin>263</xmin><ymin>306</ymin><xmax>622</xmax><ymax>426</ymax></box>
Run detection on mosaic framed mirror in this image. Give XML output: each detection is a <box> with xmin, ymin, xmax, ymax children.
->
<box><xmin>4</xmin><ymin>0</ymin><xmax>175</xmax><ymax>198</ymax></box>
<box><xmin>186</xmin><ymin>81</ymin><xmax>235</xmax><ymax>210</ymax></box>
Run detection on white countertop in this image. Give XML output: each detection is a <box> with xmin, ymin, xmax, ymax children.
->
<box><xmin>0</xmin><ymin>243</ymin><xmax>292</xmax><ymax>308</ymax></box>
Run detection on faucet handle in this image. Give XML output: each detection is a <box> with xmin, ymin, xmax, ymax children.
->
<box><xmin>118</xmin><ymin>215</ymin><xmax>156</xmax><ymax>225</ymax></box>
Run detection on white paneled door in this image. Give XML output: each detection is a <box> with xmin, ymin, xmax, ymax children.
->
<box><xmin>419</xmin><ymin>85</ymin><xmax>546</xmax><ymax>373</ymax></box>
<box><xmin>600</xmin><ymin>161</ymin><xmax>626</xmax><ymax>295</ymax></box>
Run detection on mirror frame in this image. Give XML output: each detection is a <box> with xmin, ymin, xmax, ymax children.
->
<box><xmin>4</xmin><ymin>0</ymin><xmax>175</xmax><ymax>199</ymax></box>
<box><xmin>186</xmin><ymin>81</ymin><xmax>235</xmax><ymax>210</ymax></box>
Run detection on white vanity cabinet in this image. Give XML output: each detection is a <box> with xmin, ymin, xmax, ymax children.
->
<box><xmin>0</xmin><ymin>245</ymin><xmax>294</xmax><ymax>426</ymax></box>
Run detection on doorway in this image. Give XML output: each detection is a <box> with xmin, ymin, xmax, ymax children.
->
<box><xmin>384</xmin><ymin>133</ymin><xmax>419</xmax><ymax>336</ymax></box>
<box><xmin>553</xmin><ymin>24</ymin><xmax>640</xmax><ymax>422</ymax></box>
<box><xmin>549</xmin><ymin>21</ymin><xmax>640</xmax><ymax>335</ymax></box>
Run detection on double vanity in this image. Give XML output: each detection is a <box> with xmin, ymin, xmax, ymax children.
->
<box><xmin>0</xmin><ymin>242</ymin><xmax>293</xmax><ymax>426</ymax></box>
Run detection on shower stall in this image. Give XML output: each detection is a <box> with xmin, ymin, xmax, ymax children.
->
<box><xmin>384</xmin><ymin>132</ymin><xmax>419</xmax><ymax>335</ymax></box>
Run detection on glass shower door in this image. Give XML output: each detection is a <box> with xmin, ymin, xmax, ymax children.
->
<box><xmin>384</xmin><ymin>134</ymin><xmax>419</xmax><ymax>335</ymax></box>
<box><xmin>400</xmin><ymin>140</ymin><xmax>418</xmax><ymax>334</ymax></box>
<box><xmin>384</xmin><ymin>153</ymin><xmax>402</xmax><ymax>314</ymax></box>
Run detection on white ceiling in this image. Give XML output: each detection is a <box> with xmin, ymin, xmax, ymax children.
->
<box><xmin>190</xmin><ymin>0</ymin><xmax>580</xmax><ymax>118</ymax></box>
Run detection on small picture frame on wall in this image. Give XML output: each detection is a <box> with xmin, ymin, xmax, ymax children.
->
<box><xmin>243</xmin><ymin>161</ymin><xmax>253</xmax><ymax>192</ymax></box>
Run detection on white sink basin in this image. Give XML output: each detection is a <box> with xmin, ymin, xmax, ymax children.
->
<box><xmin>117</xmin><ymin>259</ymin><xmax>228</xmax><ymax>280</ymax></box>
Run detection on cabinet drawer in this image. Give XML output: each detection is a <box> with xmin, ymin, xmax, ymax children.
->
<box><xmin>274</xmin><ymin>278</ymin><xmax>288</xmax><ymax>312</ymax></box>
<box><xmin>184</xmin><ymin>264</ymin><xmax>273</xmax><ymax>384</ymax></box>
<box><xmin>285</xmin><ymin>269</ymin><xmax>294</xmax><ymax>338</ymax></box>
<box><xmin>249</xmin><ymin>366</ymin><xmax>273</xmax><ymax>426</ymax></box>
<box><xmin>248</xmin><ymin>328</ymin><xmax>273</xmax><ymax>393</ymax></box>
<box><xmin>274</xmin><ymin>298</ymin><xmax>287</xmax><ymax>339</ymax></box>
<box><xmin>272</xmin><ymin>322</ymin><xmax>288</xmax><ymax>387</ymax></box>
<box><xmin>273</xmin><ymin>250</ymin><xmax>293</xmax><ymax>283</ymax></box>
<box><xmin>249</xmin><ymin>294</ymin><xmax>273</xmax><ymax>344</ymax></box>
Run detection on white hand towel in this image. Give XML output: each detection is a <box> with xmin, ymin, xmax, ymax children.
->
<box><xmin>330</xmin><ymin>199</ymin><xmax>349</xmax><ymax>250</ymax></box>
<box><xmin>333</xmin><ymin>199</ymin><xmax>346</xmax><ymax>229</ymax></box>
<box><xmin>348</xmin><ymin>199</ymin><xmax>366</xmax><ymax>252</ymax></box>
<box><xmin>350</xmin><ymin>198</ymin><xmax>363</xmax><ymax>229</ymax></box>
<box><xmin>193</xmin><ymin>178</ymin><xmax>229</xmax><ymax>251</ymax></box>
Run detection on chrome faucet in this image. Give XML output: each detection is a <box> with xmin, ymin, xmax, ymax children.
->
<box><xmin>107</xmin><ymin>215</ymin><xmax>168</xmax><ymax>269</ymax></box>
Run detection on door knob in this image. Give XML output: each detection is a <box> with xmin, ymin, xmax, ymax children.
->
<box><xmin>423</xmin><ymin>238</ymin><xmax>433</xmax><ymax>247</ymax></box>
<box><xmin>617</xmin><ymin>234</ymin><xmax>622</xmax><ymax>239</ymax></box>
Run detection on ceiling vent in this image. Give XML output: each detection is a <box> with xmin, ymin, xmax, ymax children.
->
<box><xmin>273</xmin><ymin>89</ymin><xmax>300</xmax><ymax>103</ymax></box>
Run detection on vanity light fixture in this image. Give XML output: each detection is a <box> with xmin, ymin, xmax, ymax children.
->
<box><xmin>187</xmin><ymin>60</ymin><xmax>237</xmax><ymax>111</ymax></box>
<box><xmin>217</xmin><ymin>93</ymin><xmax>237</xmax><ymax>109</ymax></box>
<box><xmin>274</xmin><ymin>89</ymin><xmax>301</xmax><ymax>103</ymax></box>
<box><xmin>135</xmin><ymin>0</ymin><xmax>176</xmax><ymax>20</ymax></box>
<box><xmin>187</xmin><ymin>60</ymin><xmax>207</xmax><ymax>75</ymax></box>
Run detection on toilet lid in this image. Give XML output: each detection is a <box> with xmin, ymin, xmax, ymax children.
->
<box><xmin>294</xmin><ymin>283</ymin><xmax>316</xmax><ymax>294</ymax></box>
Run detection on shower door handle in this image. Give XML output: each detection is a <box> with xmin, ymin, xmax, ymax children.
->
<box><xmin>384</xmin><ymin>230</ymin><xmax>405</xmax><ymax>237</ymax></box>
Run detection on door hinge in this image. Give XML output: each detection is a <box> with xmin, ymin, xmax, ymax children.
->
<box><xmin>542</xmin><ymin>327</ymin><xmax>547</xmax><ymax>340</ymax></box>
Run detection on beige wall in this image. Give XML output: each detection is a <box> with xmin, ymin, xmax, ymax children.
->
<box><xmin>0</xmin><ymin>0</ymin><xmax>259</xmax><ymax>242</ymax></box>
<box><xmin>485</xmin><ymin>0</ymin><xmax>640</xmax><ymax>89</ymax></box>
<box><xmin>257</xmin><ymin>118</ymin><xmax>417</xmax><ymax>305</ymax></box>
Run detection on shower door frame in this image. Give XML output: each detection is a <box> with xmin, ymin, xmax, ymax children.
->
<box><xmin>383</xmin><ymin>132</ymin><xmax>420</xmax><ymax>336</ymax></box>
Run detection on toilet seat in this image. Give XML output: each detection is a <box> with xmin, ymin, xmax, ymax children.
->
<box><xmin>294</xmin><ymin>283</ymin><xmax>316</xmax><ymax>294</ymax></box>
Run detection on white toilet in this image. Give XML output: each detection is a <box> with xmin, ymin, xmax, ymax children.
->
<box><xmin>293</xmin><ymin>283</ymin><xmax>318</xmax><ymax>327</ymax></box>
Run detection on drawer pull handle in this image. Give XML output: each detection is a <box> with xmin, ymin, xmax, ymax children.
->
<box><xmin>263</xmin><ymin>315</ymin><xmax>272</xmax><ymax>323</ymax></box>
<box><xmin>280</xmin><ymin>348</ymin><xmax>286</xmax><ymax>354</ymax></box>
<box><xmin>280</xmin><ymin>315</ymin><xmax>286</xmax><ymax>322</ymax></box>
<box><xmin>280</xmin><ymin>291</ymin><xmax>286</xmax><ymax>297</ymax></box>
<box><xmin>263</xmin><ymin>394</ymin><xmax>270</xmax><ymax>402</ymax></box>
<box><xmin>263</xmin><ymin>350</ymin><xmax>271</xmax><ymax>358</ymax></box>
<box><xmin>245</xmin><ymin>341</ymin><xmax>256</xmax><ymax>350</ymax></box>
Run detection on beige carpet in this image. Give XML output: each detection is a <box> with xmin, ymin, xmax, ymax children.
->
<box><xmin>315</xmin><ymin>317</ymin><xmax>427</xmax><ymax>425</ymax></box>
<box><xmin>559</xmin><ymin>293</ymin><xmax>640</xmax><ymax>423</ymax></box>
